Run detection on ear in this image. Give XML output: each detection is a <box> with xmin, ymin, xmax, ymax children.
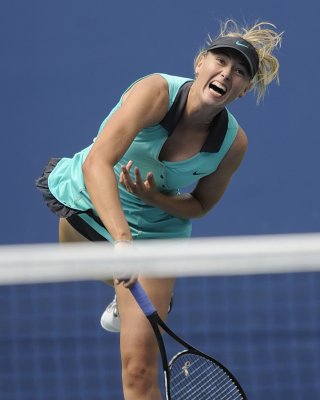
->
<box><xmin>239</xmin><ymin>82</ymin><xmax>253</xmax><ymax>98</ymax></box>
<box><xmin>194</xmin><ymin>54</ymin><xmax>205</xmax><ymax>76</ymax></box>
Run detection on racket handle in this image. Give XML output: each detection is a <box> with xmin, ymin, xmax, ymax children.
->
<box><xmin>129</xmin><ymin>281</ymin><xmax>157</xmax><ymax>317</ymax></box>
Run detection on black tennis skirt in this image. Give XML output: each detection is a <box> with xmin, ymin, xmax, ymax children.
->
<box><xmin>36</xmin><ymin>158</ymin><xmax>107</xmax><ymax>241</ymax></box>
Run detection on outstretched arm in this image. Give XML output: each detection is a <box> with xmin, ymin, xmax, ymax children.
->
<box><xmin>82</xmin><ymin>75</ymin><xmax>169</xmax><ymax>242</ymax></box>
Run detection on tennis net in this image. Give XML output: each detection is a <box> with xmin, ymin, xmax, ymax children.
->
<box><xmin>0</xmin><ymin>233</ymin><xmax>319</xmax><ymax>399</ymax></box>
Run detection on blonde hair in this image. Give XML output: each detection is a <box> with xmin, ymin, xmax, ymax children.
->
<box><xmin>194</xmin><ymin>20</ymin><xmax>283</xmax><ymax>104</ymax></box>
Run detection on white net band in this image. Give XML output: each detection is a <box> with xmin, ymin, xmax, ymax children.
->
<box><xmin>1</xmin><ymin>232</ymin><xmax>320</xmax><ymax>285</ymax></box>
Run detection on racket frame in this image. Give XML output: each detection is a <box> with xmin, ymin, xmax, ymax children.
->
<box><xmin>130</xmin><ymin>282</ymin><xmax>248</xmax><ymax>400</ymax></box>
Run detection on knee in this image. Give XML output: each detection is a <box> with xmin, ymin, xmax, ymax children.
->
<box><xmin>122</xmin><ymin>353</ymin><xmax>157</xmax><ymax>393</ymax></box>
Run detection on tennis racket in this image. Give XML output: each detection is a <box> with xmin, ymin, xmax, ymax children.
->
<box><xmin>129</xmin><ymin>281</ymin><xmax>247</xmax><ymax>400</ymax></box>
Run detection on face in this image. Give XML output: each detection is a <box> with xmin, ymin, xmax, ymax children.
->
<box><xmin>194</xmin><ymin>50</ymin><xmax>252</xmax><ymax>107</ymax></box>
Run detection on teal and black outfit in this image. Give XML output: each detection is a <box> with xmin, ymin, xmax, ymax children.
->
<box><xmin>36</xmin><ymin>73</ymin><xmax>239</xmax><ymax>242</ymax></box>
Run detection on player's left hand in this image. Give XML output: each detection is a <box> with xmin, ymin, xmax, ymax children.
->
<box><xmin>119</xmin><ymin>160</ymin><xmax>158</xmax><ymax>203</ymax></box>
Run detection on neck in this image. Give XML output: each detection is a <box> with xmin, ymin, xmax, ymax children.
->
<box><xmin>184</xmin><ymin>83</ymin><xmax>225</xmax><ymax>129</ymax></box>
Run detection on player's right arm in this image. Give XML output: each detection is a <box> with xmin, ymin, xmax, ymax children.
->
<box><xmin>82</xmin><ymin>74</ymin><xmax>169</xmax><ymax>242</ymax></box>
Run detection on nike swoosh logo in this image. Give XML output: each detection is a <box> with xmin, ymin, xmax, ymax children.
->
<box><xmin>193</xmin><ymin>171</ymin><xmax>207</xmax><ymax>176</ymax></box>
<box><xmin>236</xmin><ymin>40</ymin><xmax>249</xmax><ymax>48</ymax></box>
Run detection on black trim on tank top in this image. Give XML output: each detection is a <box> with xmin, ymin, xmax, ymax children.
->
<box><xmin>159</xmin><ymin>81</ymin><xmax>229</xmax><ymax>153</ymax></box>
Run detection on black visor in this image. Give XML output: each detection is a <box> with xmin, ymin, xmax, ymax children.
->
<box><xmin>206</xmin><ymin>36</ymin><xmax>259</xmax><ymax>78</ymax></box>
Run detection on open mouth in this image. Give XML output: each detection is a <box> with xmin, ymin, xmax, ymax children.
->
<box><xmin>209</xmin><ymin>82</ymin><xmax>227</xmax><ymax>96</ymax></box>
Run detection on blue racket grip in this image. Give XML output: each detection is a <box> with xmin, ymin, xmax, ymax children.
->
<box><xmin>129</xmin><ymin>281</ymin><xmax>156</xmax><ymax>317</ymax></box>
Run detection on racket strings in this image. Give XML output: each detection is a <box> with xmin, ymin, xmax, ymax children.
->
<box><xmin>169</xmin><ymin>353</ymin><xmax>244</xmax><ymax>399</ymax></box>
<box><xmin>172</xmin><ymin>368</ymin><xmax>240</xmax><ymax>400</ymax></box>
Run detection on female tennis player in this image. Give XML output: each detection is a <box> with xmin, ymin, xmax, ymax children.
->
<box><xmin>37</xmin><ymin>20</ymin><xmax>282</xmax><ymax>400</ymax></box>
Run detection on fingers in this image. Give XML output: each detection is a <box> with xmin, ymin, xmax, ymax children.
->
<box><xmin>146</xmin><ymin>172</ymin><xmax>155</xmax><ymax>189</ymax></box>
<box><xmin>114</xmin><ymin>275</ymin><xmax>138</xmax><ymax>288</ymax></box>
<box><xmin>120</xmin><ymin>162</ymin><xmax>134</xmax><ymax>191</ymax></box>
<box><xmin>134</xmin><ymin>167</ymin><xmax>144</xmax><ymax>189</ymax></box>
<box><xmin>120</xmin><ymin>163</ymin><xmax>144</xmax><ymax>190</ymax></box>
<box><xmin>119</xmin><ymin>161</ymin><xmax>155</xmax><ymax>199</ymax></box>
<box><xmin>122</xmin><ymin>276</ymin><xmax>138</xmax><ymax>288</ymax></box>
<box><xmin>125</xmin><ymin>160</ymin><xmax>133</xmax><ymax>171</ymax></box>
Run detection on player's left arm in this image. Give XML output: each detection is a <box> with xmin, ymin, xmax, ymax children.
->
<box><xmin>188</xmin><ymin>126</ymin><xmax>248</xmax><ymax>217</ymax></box>
<box><xmin>120</xmin><ymin>126</ymin><xmax>248</xmax><ymax>218</ymax></box>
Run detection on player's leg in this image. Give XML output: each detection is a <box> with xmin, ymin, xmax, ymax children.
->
<box><xmin>116</xmin><ymin>276</ymin><xmax>175</xmax><ymax>400</ymax></box>
<box><xmin>101</xmin><ymin>282</ymin><xmax>174</xmax><ymax>333</ymax></box>
<box><xmin>59</xmin><ymin>218</ymin><xmax>114</xmax><ymax>286</ymax></box>
<box><xmin>59</xmin><ymin>217</ymin><xmax>90</xmax><ymax>242</ymax></box>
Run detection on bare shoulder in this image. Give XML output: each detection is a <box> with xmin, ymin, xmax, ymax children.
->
<box><xmin>119</xmin><ymin>74</ymin><xmax>169</xmax><ymax>126</ymax></box>
<box><xmin>230</xmin><ymin>126</ymin><xmax>248</xmax><ymax>156</ymax></box>
<box><xmin>122</xmin><ymin>74</ymin><xmax>169</xmax><ymax>105</ymax></box>
<box><xmin>216</xmin><ymin>125</ymin><xmax>248</xmax><ymax>175</ymax></box>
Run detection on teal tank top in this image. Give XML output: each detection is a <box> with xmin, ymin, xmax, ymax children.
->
<box><xmin>48</xmin><ymin>73</ymin><xmax>239</xmax><ymax>241</ymax></box>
